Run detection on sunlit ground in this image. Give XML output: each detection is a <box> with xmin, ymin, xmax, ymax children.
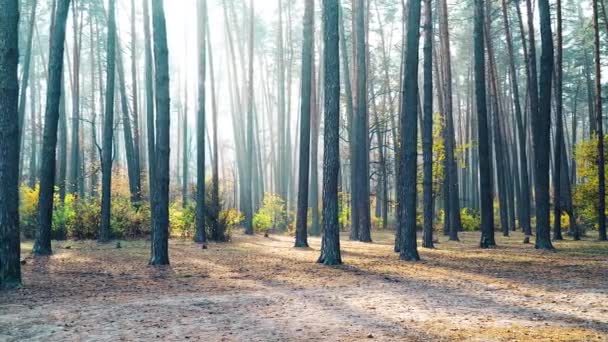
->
<box><xmin>2</xmin><ymin>230</ymin><xmax>607</xmax><ymax>341</ymax></box>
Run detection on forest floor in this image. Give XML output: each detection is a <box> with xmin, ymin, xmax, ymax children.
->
<box><xmin>1</xmin><ymin>230</ymin><xmax>608</xmax><ymax>341</ymax></box>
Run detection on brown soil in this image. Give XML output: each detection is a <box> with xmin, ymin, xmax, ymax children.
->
<box><xmin>1</xmin><ymin>231</ymin><xmax>607</xmax><ymax>341</ymax></box>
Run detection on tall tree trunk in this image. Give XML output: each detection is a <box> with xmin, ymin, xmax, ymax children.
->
<box><xmin>553</xmin><ymin>0</ymin><xmax>564</xmax><ymax>241</ymax></box>
<box><xmin>318</xmin><ymin>0</ymin><xmax>342</xmax><ymax>266</ymax></box>
<box><xmin>68</xmin><ymin>1</ymin><xmax>82</xmax><ymax>196</ymax></box>
<box><xmin>243</xmin><ymin>0</ymin><xmax>255</xmax><ymax>235</ymax></box>
<box><xmin>502</xmin><ymin>0</ymin><xmax>531</xmax><ymax>241</ymax></box>
<box><xmin>351</xmin><ymin>0</ymin><xmax>372</xmax><ymax>243</ymax></box>
<box><xmin>593</xmin><ymin>0</ymin><xmax>607</xmax><ymax>241</ymax></box>
<box><xmin>207</xmin><ymin>15</ymin><xmax>224</xmax><ymax>241</ymax></box>
<box><xmin>398</xmin><ymin>0</ymin><xmax>422</xmax><ymax>261</ymax></box>
<box><xmin>34</xmin><ymin>0</ymin><xmax>70</xmax><ymax>256</ymax></box>
<box><xmin>295</xmin><ymin>0</ymin><xmax>315</xmax><ymax>248</ymax></box>
<box><xmin>149</xmin><ymin>0</ymin><xmax>171</xmax><ymax>265</ymax></box>
<box><xmin>28</xmin><ymin>59</ymin><xmax>38</xmax><ymax>188</ymax></box>
<box><xmin>130</xmin><ymin>0</ymin><xmax>141</xmax><ymax>188</ymax></box>
<box><xmin>116</xmin><ymin>42</ymin><xmax>142</xmax><ymax>204</ymax></box>
<box><xmin>195</xmin><ymin>0</ymin><xmax>207</xmax><ymax>244</ymax></box>
<box><xmin>143</xmin><ymin>0</ymin><xmax>156</xmax><ymax>255</ymax></box>
<box><xmin>421</xmin><ymin>0</ymin><xmax>434</xmax><ymax>249</ymax></box>
<box><xmin>438</xmin><ymin>0</ymin><xmax>462</xmax><ymax>241</ymax></box>
<box><xmin>0</xmin><ymin>0</ymin><xmax>21</xmax><ymax>289</ymax></box>
<box><xmin>474</xmin><ymin>0</ymin><xmax>495</xmax><ymax>249</ymax></box>
<box><xmin>277</xmin><ymin>0</ymin><xmax>288</xmax><ymax>205</ymax></box>
<box><xmin>182</xmin><ymin>77</ymin><xmax>189</xmax><ymax>208</ymax></box>
<box><xmin>99</xmin><ymin>0</ymin><xmax>116</xmax><ymax>243</ymax></box>
<box><xmin>18</xmin><ymin>0</ymin><xmax>37</xmax><ymax>166</ymax></box>
<box><xmin>533</xmin><ymin>0</ymin><xmax>555</xmax><ymax>250</ymax></box>
<box><xmin>309</xmin><ymin>43</ymin><xmax>321</xmax><ymax>236</ymax></box>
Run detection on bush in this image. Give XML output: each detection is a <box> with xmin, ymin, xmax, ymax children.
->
<box><xmin>169</xmin><ymin>203</ymin><xmax>196</xmax><ymax>238</ymax></box>
<box><xmin>573</xmin><ymin>136</ymin><xmax>608</xmax><ymax>231</ymax></box>
<box><xmin>20</xmin><ymin>185</ymin><xmax>39</xmax><ymax>239</ymax></box>
<box><xmin>460</xmin><ymin>208</ymin><xmax>480</xmax><ymax>231</ymax></box>
<box><xmin>253</xmin><ymin>193</ymin><xmax>288</xmax><ymax>234</ymax></box>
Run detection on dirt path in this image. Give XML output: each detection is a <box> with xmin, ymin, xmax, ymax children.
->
<box><xmin>1</xmin><ymin>231</ymin><xmax>607</xmax><ymax>341</ymax></box>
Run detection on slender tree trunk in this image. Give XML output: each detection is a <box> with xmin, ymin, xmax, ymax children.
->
<box><xmin>68</xmin><ymin>1</ymin><xmax>82</xmax><ymax>196</ymax></box>
<box><xmin>130</xmin><ymin>0</ymin><xmax>141</xmax><ymax>188</ymax></box>
<box><xmin>143</xmin><ymin>0</ymin><xmax>156</xmax><ymax>255</ymax></box>
<box><xmin>295</xmin><ymin>0</ymin><xmax>314</xmax><ymax>248</ymax></box>
<box><xmin>0</xmin><ymin>0</ymin><xmax>21</xmax><ymax>289</ymax></box>
<box><xmin>18</xmin><ymin>0</ymin><xmax>37</xmax><ymax>164</ymax></box>
<box><xmin>309</xmin><ymin>43</ymin><xmax>321</xmax><ymax>236</ymax></box>
<box><xmin>474</xmin><ymin>0</ymin><xmax>495</xmax><ymax>249</ymax></box>
<box><xmin>502</xmin><ymin>0</ymin><xmax>532</xmax><ymax>241</ymax></box>
<box><xmin>533</xmin><ymin>0</ymin><xmax>555</xmax><ymax>250</ymax></box>
<box><xmin>593</xmin><ymin>0</ymin><xmax>607</xmax><ymax>241</ymax></box>
<box><xmin>149</xmin><ymin>0</ymin><xmax>171</xmax><ymax>265</ymax></box>
<box><xmin>195</xmin><ymin>0</ymin><xmax>207</xmax><ymax>244</ymax></box>
<box><xmin>318</xmin><ymin>0</ymin><xmax>342</xmax><ymax>265</ymax></box>
<box><xmin>351</xmin><ymin>0</ymin><xmax>372</xmax><ymax>243</ymax></box>
<box><xmin>34</xmin><ymin>0</ymin><xmax>71</xmax><ymax>256</ymax></box>
<box><xmin>116</xmin><ymin>43</ymin><xmax>142</xmax><ymax>204</ymax></box>
<box><xmin>438</xmin><ymin>0</ymin><xmax>461</xmax><ymax>241</ymax></box>
<box><xmin>99</xmin><ymin>0</ymin><xmax>116</xmax><ymax>243</ymax></box>
<box><xmin>422</xmin><ymin>0</ymin><xmax>434</xmax><ymax>249</ymax></box>
<box><xmin>243</xmin><ymin>0</ymin><xmax>254</xmax><ymax>235</ymax></box>
<box><xmin>553</xmin><ymin>0</ymin><xmax>564</xmax><ymax>241</ymax></box>
<box><xmin>206</xmin><ymin>15</ymin><xmax>224</xmax><ymax>241</ymax></box>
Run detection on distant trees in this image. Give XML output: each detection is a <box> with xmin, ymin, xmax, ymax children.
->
<box><xmin>318</xmin><ymin>0</ymin><xmax>341</xmax><ymax>266</ymax></box>
<box><xmin>0</xmin><ymin>0</ymin><xmax>21</xmax><ymax>289</ymax></box>
<box><xmin>34</xmin><ymin>0</ymin><xmax>71</xmax><ymax>256</ymax></box>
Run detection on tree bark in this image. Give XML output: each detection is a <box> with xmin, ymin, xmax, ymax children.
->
<box><xmin>398</xmin><ymin>0</ymin><xmax>421</xmax><ymax>261</ymax></box>
<box><xmin>34</xmin><ymin>0</ymin><xmax>71</xmax><ymax>256</ymax></box>
<box><xmin>474</xmin><ymin>0</ymin><xmax>495</xmax><ymax>249</ymax></box>
<box><xmin>149</xmin><ymin>0</ymin><xmax>171</xmax><ymax>265</ymax></box>
<box><xmin>318</xmin><ymin>0</ymin><xmax>342</xmax><ymax>266</ymax></box>
<box><xmin>533</xmin><ymin>0</ymin><xmax>555</xmax><ymax>250</ymax></box>
<box><xmin>593</xmin><ymin>0</ymin><xmax>607</xmax><ymax>241</ymax></box>
<box><xmin>0</xmin><ymin>0</ymin><xmax>21</xmax><ymax>289</ymax></box>
<box><xmin>422</xmin><ymin>0</ymin><xmax>434</xmax><ymax>249</ymax></box>
<box><xmin>295</xmin><ymin>0</ymin><xmax>314</xmax><ymax>248</ymax></box>
<box><xmin>195</xmin><ymin>0</ymin><xmax>207</xmax><ymax>244</ymax></box>
<box><xmin>99</xmin><ymin>0</ymin><xmax>116</xmax><ymax>243</ymax></box>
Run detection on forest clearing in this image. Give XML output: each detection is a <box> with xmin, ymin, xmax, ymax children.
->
<box><xmin>2</xmin><ymin>231</ymin><xmax>608</xmax><ymax>341</ymax></box>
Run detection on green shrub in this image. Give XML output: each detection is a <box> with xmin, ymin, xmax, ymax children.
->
<box><xmin>253</xmin><ymin>193</ymin><xmax>288</xmax><ymax>234</ymax></box>
<box><xmin>460</xmin><ymin>208</ymin><xmax>480</xmax><ymax>231</ymax></box>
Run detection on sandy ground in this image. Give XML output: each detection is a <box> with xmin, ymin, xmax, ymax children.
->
<box><xmin>1</xmin><ymin>230</ymin><xmax>608</xmax><ymax>341</ymax></box>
